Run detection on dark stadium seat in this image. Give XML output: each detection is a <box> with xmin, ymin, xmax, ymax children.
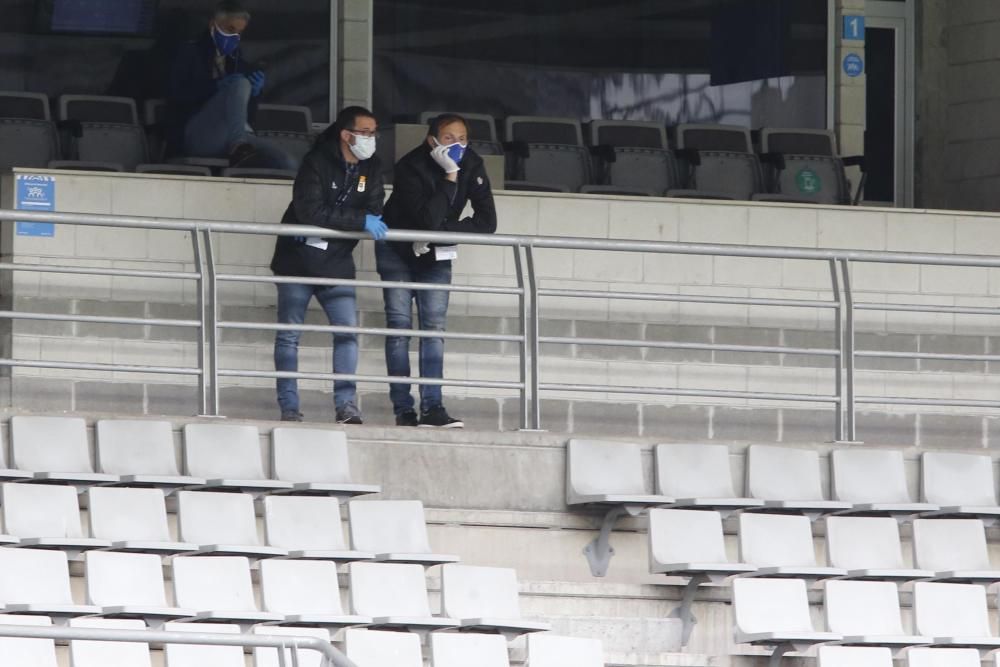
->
<box><xmin>255</xmin><ymin>104</ymin><xmax>314</xmax><ymax>165</ymax></box>
<box><xmin>56</xmin><ymin>95</ymin><xmax>150</xmax><ymax>171</ymax></box>
<box><xmin>667</xmin><ymin>124</ymin><xmax>776</xmax><ymax>201</ymax></box>
<box><xmin>756</xmin><ymin>127</ymin><xmax>864</xmax><ymax>205</ymax></box>
<box><xmin>504</xmin><ymin>116</ymin><xmax>592</xmax><ymax>192</ymax></box>
<box><xmin>0</xmin><ymin>91</ymin><xmax>61</xmax><ymax>169</ymax></box>
<box><xmin>587</xmin><ymin>119</ymin><xmax>680</xmax><ymax>196</ymax></box>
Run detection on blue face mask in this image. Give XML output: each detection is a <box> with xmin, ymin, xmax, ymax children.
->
<box><xmin>434</xmin><ymin>137</ymin><xmax>467</xmax><ymax>163</ymax></box>
<box><xmin>212</xmin><ymin>24</ymin><xmax>241</xmax><ymax>56</ymax></box>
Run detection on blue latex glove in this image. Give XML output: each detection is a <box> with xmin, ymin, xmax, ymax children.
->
<box><xmin>246</xmin><ymin>70</ymin><xmax>266</xmax><ymax>97</ymax></box>
<box><xmin>216</xmin><ymin>73</ymin><xmax>245</xmax><ymax>89</ymax></box>
<box><xmin>364</xmin><ymin>214</ymin><xmax>388</xmax><ymax>240</ymax></box>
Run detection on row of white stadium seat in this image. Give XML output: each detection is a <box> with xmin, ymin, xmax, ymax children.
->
<box><xmin>733</xmin><ymin>577</ymin><xmax>1000</xmax><ymax>660</ymax></box>
<box><xmin>569</xmin><ymin>439</ymin><xmax>1000</xmax><ymax>519</ymax></box>
<box><xmin>0</xmin><ymin>617</ymin><xmax>594</xmax><ymax>667</ymax></box>
<box><xmin>0</xmin><ymin>549</ymin><xmax>546</xmax><ymax>637</ymax></box>
<box><xmin>0</xmin><ymin>416</ymin><xmax>378</xmax><ymax>498</ymax></box>
<box><xmin>650</xmin><ymin>511</ymin><xmax>1000</xmax><ymax>583</ymax></box>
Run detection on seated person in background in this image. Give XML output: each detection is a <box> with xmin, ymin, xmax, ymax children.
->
<box><xmin>378</xmin><ymin>113</ymin><xmax>497</xmax><ymax>428</ymax></box>
<box><xmin>167</xmin><ymin>1</ymin><xmax>296</xmax><ymax>170</ymax></box>
<box><xmin>270</xmin><ymin>106</ymin><xmax>387</xmax><ymax>424</ymax></box>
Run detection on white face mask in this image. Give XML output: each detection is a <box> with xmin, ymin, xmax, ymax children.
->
<box><xmin>349</xmin><ymin>133</ymin><xmax>376</xmax><ymax>160</ymax></box>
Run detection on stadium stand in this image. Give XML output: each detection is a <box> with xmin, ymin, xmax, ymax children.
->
<box><xmin>183</xmin><ymin>423</ymin><xmax>293</xmax><ymax>495</ymax></box>
<box><xmin>821</xmin><ymin>579</ymin><xmax>929</xmax><ymax>649</ymax></box>
<box><xmin>83</xmin><ymin>550</ymin><xmax>194</xmax><ymax>621</ymax></box>
<box><xmin>344</xmin><ymin>627</ymin><xmax>423</xmax><ymax>667</ymax></box>
<box><xmin>171</xmin><ymin>555</ymin><xmax>285</xmax><ymax>627</ymax></box>
<box><xmin>503</xmin><ymin>116</ymin><xmax>592</xmax><ymax>192</ymax></box>
<box><xmin>87</xmin><ymin>486</ymin><xmax>194</xmax><ymax>554</ymax></box>
<box><xmin>911</xmin><ymin>581</ymin><xmax>1000</xmax><ymax>649</ymax></box>
<box><xmin>757</xmin><ymin>128</ymin><xmax>864</xmax><ymax>205</ymax></box>
<box><xmin>745</xmin><ymin>444</ymin><xmax>852</xmax><ymax>517</ymax></box>
<box><xmin>162</xmin><ymin>622</ymin><xmax>244</xmax><ymax>667</ymax></box>
<box><xmin>825</xmin><ymin>516</ymin><xmax>933</xmax><ymax>580</ymax></box>
<box><xmin>262</xmin><ymin>495</ymin><xmax>373</xmax><ymax>561</ymax></box>
<box><xmin>347</xmin><ymin>561</ymin><xmax>460</xmax><ymax>632</ymax></box>
<box><xmin>0</xmin><ymin>547</ymin><xmax>101</xmax><ymax>617</ymax></box>
<box><xmin>175</xmin><ymin>490</ymin><xmax>286</xmax><ymax>559</ymax></box>
<box><xmin>0</xmin><ymin>483</ymin><xmax>110</xmax><ymax>552</ymax></box>
<box><xmin>0</xmin><ymin>92</ymin><xmax>61</xmax><ymax>170</ymax></box>
<box><xmin>258</xmin><ymin>559</ymin><xmax>370</xmax><ymax>627</ymax></box>
<box><xmin>439</xmin><ymin>563</ymin><xmax>550</xmax><ymax>635</ymax></box>
<box><xmin>655</xmin><ymin>443</ymin><xmax>764</xmax><ymax>513</ymax></box>
<box><xmin>269</xmin><ymin>426</ymin><xmax>380</xmax><ymax>498</ymax></box>
<box><xmin>10</xmin><ymin>415</ymin><xmax>116</xmax><ymax>486</ymax></box>
<box><xmin>829</xmin><ymin>448</ymin><xmax>938</xmax><ymax>516</ymax></box>
<box><xmin>911</xmin><ymin>518</ymin><xmax>1000</xmax><ymax>583</ymax></box>
<box><xmin>252</xmin><ymin>626</ymin><xmax>331</xmax><ymax>667</ymax></box>
<box><xmin>584</xmin><ymin>119</ymin><xmax>680</xmax><ymax>197</ymax></box>
<box><xmin>69</xmin><ymin>617</ymin><xmax>153</xmax><ymax>667</ymax></box>
<box><xmin>731</xmin><ymin>578</ymin><xmax>841</xmax><ymax>661</ymax></box>
<box><xmin>0</xmin><ymin>615</ymin><xmax>57</xmax><ymax>666</ymax></box>
<box><xmin>95</xmin><ymin>419</ymin><xmax>206</xmax><ymax>492</ymax></box>
<box><xmin>816</xmin><ymin>646</ymin><xmax>893</xmax><ymax>667</ymax></box>
<box><xmin>346</xmin><ymin>499</ymin><xmax>459</xmax><ymax>564</ymax></box>
<box><xmin>737</xmin><ymin>512</ymin><xmax>846</xmax><ymax>579</ymax></box>
<box><xmin>919</xmin><ymin>451</ymin><xmax>1000</xmax><ymax>521</ymax></box>
<box><xmin>253</xmin><ymin>104</ymin><xmax>315</xmax><ymax>165</ymax></box>
<box><xmin>430</xmin><ymin>632</ymin><xmax>512</xmax><ymax>667</ymax></box>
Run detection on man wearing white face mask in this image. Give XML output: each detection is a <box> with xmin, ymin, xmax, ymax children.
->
<box><xmin>378</xmin><ymin>113</ymin><xmax>497</xmax><ymax>428</ymax></box>
<box><xmin>166</xmin><ymin>1</ymin><xmax>296</xmax><ymax>170</ymax></box>
<box><xmin>270</xmin><ymin>106</ymin><xmax>387</xmax><ymax>424</ymax></box>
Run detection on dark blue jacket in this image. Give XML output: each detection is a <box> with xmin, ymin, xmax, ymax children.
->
<box><xmin>165</xmin><ymin>29</ymin><xmax>257</xmax><ymax>155</ymax></box>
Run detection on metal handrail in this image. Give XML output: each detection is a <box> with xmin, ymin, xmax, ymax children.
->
<box><xmin>3</xmin><ymin>206</ymin><xmax>1000</xmax><ymax>440</ymax></box>
<box><xmin>0</xmin><ymin>623</ymin><xmax>356</xmax><ymax>667</ymax></box>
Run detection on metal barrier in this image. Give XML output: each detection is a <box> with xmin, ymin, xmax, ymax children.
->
<box><xmin>3</xmin><ymin>206</ymin><xmax>1000</xmax><ymax>441</ymax></box>
<box><xmin>0</xmin><ymin>622</ymin><xmax>356</xmax><ymax>667</ymax></box>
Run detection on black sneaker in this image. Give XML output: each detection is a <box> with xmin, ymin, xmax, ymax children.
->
<box><xmin>419</xmin><ymin>406</ymin><xmax>464</xmax><ymax>429</ymax></box>
<box><xmin>280</xmin><ymin>410</ymin><xmax>303</xmax><ymax>422</ymax></box>
<box><xmin>228</xmin><ymin>142</ymin><xmax>258</xmax><ymax>167</ymax></box>
<box><xmin>336</xmin><ymin>403</ymin><xmax>363</xmax><ymax>425</ymax></box>
<box><xmin>395</xmin><ymin>409</ymin><xmax>419</xmax><ymax>427</ymax></box>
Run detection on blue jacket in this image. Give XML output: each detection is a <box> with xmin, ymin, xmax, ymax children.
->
<box><xmin>165</xmin><ymin>29</ymin><xmax>257</xmax><ymax>155</ymax></box>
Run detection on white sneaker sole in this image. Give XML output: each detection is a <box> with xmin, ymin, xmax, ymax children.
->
<box><xmin>418</xmin><ymin>422</ymin><xmax>465</xmax><ymax>429</ymax></box>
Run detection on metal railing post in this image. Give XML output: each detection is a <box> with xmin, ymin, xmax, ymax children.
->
<box><xmin>512</xmin><ymin>244</ymin><xmax>529</xmax><ymax>430</ymax></box>
<box><xmin>191</xmin><ymin>230</ymin><xmax>209</xmax><ymax>416</ymax></box>
<box><xmin>829</xmin><ymin>258</ymin><xmax>845</xmax><ymax>442</ymax></box>
<box><xmin>201</xmin><ymin>229</ymin><xmax>220</xmax><ymax>416</ymax></box>
<box><xmin>524</xmin><ymin>245</ymin><xmax>541</xmax><ymax>430</ymax></box>
<box><xmin>839</xmin><ymin>258</ymin><xmax>857</xmax><ymax>442</ymax></box>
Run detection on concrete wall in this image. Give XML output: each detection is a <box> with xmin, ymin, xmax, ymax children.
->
<box><xmin>338</xmin><ymin>0</ymin><xmax>373</xmax><ymax>110</ymax></box>
<box><xmin>917</xmin><ymin>1</ymin><xmax>1000</xmax><ymax>212</ymax></box>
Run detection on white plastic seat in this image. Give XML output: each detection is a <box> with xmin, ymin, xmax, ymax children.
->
<box><xmin>920</xmin><ymin>451</ymin><xmax>1000</xmax><ymax>521</ymax></box>
<box><xmin>69</xmin><ymin>617</ymin><xmax>152</xmax><ymax>667</ymax></box>
<box><xmin>906</xmin><ymin>647</ymin><xmax>982</xmax><ymax>667</ymax></box>
<box><xmin>172</xmin><ymin>556</ymin><xmax>284</xmax><ymax>626</ymax></box>
<box><xmin>252</xmin><ymin>626</ymin><xmax>331</xmax><ymax>667</ymax></box>
<box><xmin>183</xmin><ymin>423</ymin><xmax>292</xmax><ymax>495</ymax></box>
<box><xmin>1</xmin><ymin>482</ymin><xmax>111</xmax><ymax>552</ymax></box>
<box><xmin>746</xmin><ymin>445</ymin><xmax>851</xmax><ymax>516</ymax></box>
<box><xmin>912</xmin><ymin>581</ymin><xmax>1000</xmax><ymax>649</ymax></box>
<box><xmin>0</xmin><ymin>548</ymin><xmax>100</xmax><ymax>617</ymax></box>
<box><xmin>732</xmin><ymin>578</ymin><xmax>841</xmax><ymax>653</ymax></box>
<box><xmin>10</xmin><ymin>415</ymin><xmax>118</xmax><ymax>486</ymax></box>
<box><xmin>163</xmin><ymin>622</ymin><xmax>244</xmax><ymax>667</ymax></box>
<box><xmin>263</xmin><ymin>495</ymin><xmax>372</xmax><ymax>561</ymax></box>
<box><xmin>96</xmin><ymin>419</ymin><xmax>205</xmax><ymax>491</ymax></box>
<box><xmin>566</xmin><ymin>439</ymin><xmax>670</xmax><ymax>576</ymax></box>
<box><xmin>88</xmin><ymin>487</ymin><xmax>196</xmax><ymax>555</ymax></box>
<box><xmin>566</xmin><ymin>439</ymin><xmax>671</xmax><ymax>507</ymax></box>
<box><xmin>0</xmin><ymin>425</ymin><xmax>31</xmax><ymax>482</ymax></box>
<box><xmin>347</xmin><ymin>500</ymin><xmax>459</xmax><ymax>565</ymax></box>
<box><xmin>176</xmin><ymin>491</ymin><xmax>286</xmax><ymax>558</ymax></box>
<box><xmin>343</xmin><ymin>628</ymin><xmax>423</xmax><ymax>667</ymax></box>
<box><xmin>0</xmin><ymin>614</ymin><xmax>57</xmax><ymax>666</ymax></box>
<box><xmin>84</xmin><ymin>550</ymin><xmax>193</xmax><ymax>621</ymax></box>
<box><xmin>648</xmin><ymin>509</ymin><xmax>755</xmax><ymax>578</ymax></box>
<box><xmin>816</xmin><ymin>646</ymin><xmax>894</xmax><ymax>667</ymax></box>
<box><xmin>825</xmin><ymin>516</ymin><xmax>932</xmax><ymax>580</ymax></box>
<box><xmin>738</xmin><ymin>513</ymin><xmax>845</xmax><ymax>579</ymax></box>
<box><xmin>655</xmin><ymin>443</ymin><xmax>764</xmax><ymax>512</ymax></box>
<box><xmin>525</xmin><ymin>633</ymin><xmax>604</xmax><ymax>667</ymax></box>
<box><xmin>431</xmin><ymin>632</ymin><xmax>511</xmax><ymax>667</ymax></box>
<box><xmin>270</xmin><ymin>427</ymin><xmax>380</xmax><ymax>498</ymax></box>
<box><xmin>912</xmin><ymin>519</ymin><xmax>1000</xmax><ymax>583</ymax></box>
<box><xmin>348</xmin><ymin>562</ymin><xmax>459</xmax><ymax>631</ymax></box>
<box><xmin>440</xmin><ymin>564</ymin><xmax>550</xmax><ymax>635</ymax></box>
<box><xmin>823</xmin><ymin>580</ymin><xmax>930</xmax><ymax>648</ymax></box>
<box><xmin>830</xmin><ymin>448</ymin><xmax>936</xmax><ymax>516</ymax></box>
<box><xmin>259</xmin><ymin>559</ymin><xmax>370</xmax><ymax>627</ymax></box>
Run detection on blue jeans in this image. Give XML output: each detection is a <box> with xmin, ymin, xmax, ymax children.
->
<box><xmin>274</xmin><ymin>282</ymin><xmax>358</xmax><ymax>413</ymax></box>
<box><xmin>375</xmin><ymin>244</ymin><xmax>452</xmax><ymax>415</ymax></box>
<box><xmin>183</xmin><ymin>76</ymin><xmax>298</xmax><ymax>170</ymax></box>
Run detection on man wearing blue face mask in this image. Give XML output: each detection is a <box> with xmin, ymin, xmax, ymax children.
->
<box><xmin>166</xmin><ymin>1</ymin><xmax>295</xmax><ymax>170</ymax></box>
<box><xmin>378</xmin><ymin>113</ymin><xmax>497</xmax><ymax>428</ymax></box>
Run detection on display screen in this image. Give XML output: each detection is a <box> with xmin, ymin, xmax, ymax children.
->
<box><xmin>38</xmin><ymin>0</ymin><xmax>158</xmax><ymax>35</ymax></box>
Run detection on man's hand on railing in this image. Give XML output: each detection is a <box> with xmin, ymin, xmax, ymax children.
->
<box><xmin>363</xmin><ymin>214</ymin><xmax>388</xmax><ymax>240</ymax></box>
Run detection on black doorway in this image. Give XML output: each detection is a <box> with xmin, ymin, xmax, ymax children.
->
<box><xmin>865</xmin><ymin>27</ymin><xmax>896</xmax><ymax>204</ymax></box>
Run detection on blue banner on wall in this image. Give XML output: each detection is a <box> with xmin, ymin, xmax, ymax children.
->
<box><xmin>15</xmin><ymin>174</ymin><xmax>56</xmax><ymax>237</ymax></box>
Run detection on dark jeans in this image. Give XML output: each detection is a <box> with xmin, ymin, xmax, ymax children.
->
<box><xmin>375</xmin><ymin>243</ymin><xmax>452</xmax><ymax>415</ymax></box>
<box><xmin>183</xmin><ymin>76</ymin><xmax>297</xmax><ymax>170</ymax></box>
<box><xmin>274</xmin><ymin>282</ymin><xmax>358</xmax><ymax>412</ymax></box>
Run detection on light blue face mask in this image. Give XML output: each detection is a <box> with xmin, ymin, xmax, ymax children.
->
<box><xmin>212</xmin><ymin>23</ymin><xmax>241</xmax><ymax>56</ymax></box>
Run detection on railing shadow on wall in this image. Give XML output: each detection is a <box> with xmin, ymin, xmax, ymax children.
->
<box><xmin>3</xmin><ymin>207</ymin><xmax>1000</xmax><ymax>442</ymax></box>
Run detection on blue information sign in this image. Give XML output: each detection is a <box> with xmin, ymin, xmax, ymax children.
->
<box><xmin>843</xmin><ymin>15</ymin><xmax>865</xmax><ymax>41</ymax></box>
<box><xmin>15</xmin><ymin>174</ymin><xmax>56</xmax><ymax>237</ymax></box>
<box><xmin>843</xmin><ymin>53</ymin><xmax>864</xmax><ymax>78</ymax></box>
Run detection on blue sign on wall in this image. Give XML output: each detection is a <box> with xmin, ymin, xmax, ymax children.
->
<box><xmin>15</xmin><ymin>174</ymin><xmax>56</xmax><ymax>237</ymax></box>
<box><xmin>843</xmin><ymin>53</ymin><xmax>864</xmax><ymax>78</ymax></box>
<box><xmin>843</xmin><ymin>15</ymin><xmax>865</xmax><ymax>41</ymax></box>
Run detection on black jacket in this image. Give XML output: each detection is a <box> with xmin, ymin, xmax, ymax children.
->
<box><xmin>165</xmin><ymin>30</ymin><xmax>257</xmax><ymax>155</ymax></box>
<box><xmin>270</xmin><ymin>142</ymin><xmax>385</xmax><ymax>279</ymax></box>
<box><xmin>382</xmin><ymin>143</ymin><xmax>497</xmax><ymax>267</ymax></box>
